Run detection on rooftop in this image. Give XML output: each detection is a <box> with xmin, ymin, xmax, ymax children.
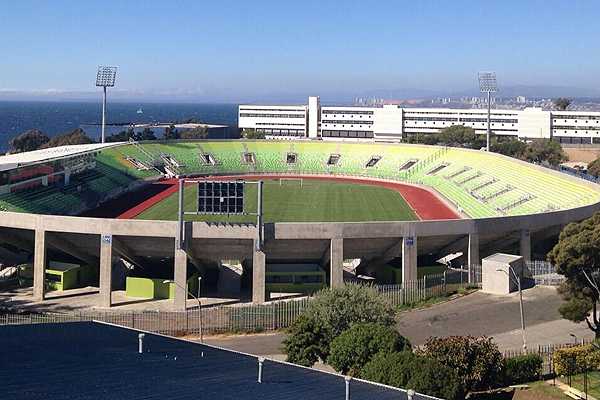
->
<box><xmin>0</xmin><ymin>321</ymin><xmax>431</xmax><ymax>400</ymax></box>
<box><xmin>0</xmin><ymin>142</ymin><xmax>124</xmax><ymax>172</ymax></box>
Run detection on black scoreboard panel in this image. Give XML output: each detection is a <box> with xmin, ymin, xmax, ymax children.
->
<box><xmin>197</xmin><ymin>181</ymin><xmax>244</xmax><ymax>214</ymax></box>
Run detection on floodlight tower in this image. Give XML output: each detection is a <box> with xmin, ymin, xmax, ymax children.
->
<box><xmin>478</xmin><ymin>72</ymin><xmax>497</xmax><ymax>152</ymax></box>
<box><xmin>95</xmin><ymin>66</ymin><xmax>117</xmax><ymax>143</ymax></box>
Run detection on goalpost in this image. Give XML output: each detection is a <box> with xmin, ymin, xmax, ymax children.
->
<box><xmin>278</xmin><ymin>177</ymin><xmax>303</xmax><ymax>188</ymax></box>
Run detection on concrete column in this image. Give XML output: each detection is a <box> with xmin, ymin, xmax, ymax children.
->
<box><xmin>468</xmin><ymin>233</ymin><xmax>480</xmax><ymax>268</ymax></box>
<box><xmin>99</xmin><ymin>234</ymin><xmax>113</xmax><ymax>308</ymax></box>
<box><xmin>330</xmin><ymin>238</ymin><xmax>344</xmax><ymax>288</ymax></box>
<box><xmin>252</xmin><ymin>239</ymin><xmax>266</xmax><ymax>304</ymax></box>
<box><xmin>520</xmin><ymin>229</ymin><xmax>531</xmax><ymax>263</ymax></box>
<box><xmin>402</xmin><ymin>235</ymin><xmax>418</xmax><ymax>284</ymax></box>
<box><xmin>33</xmin><ymin>229</ymin><xmax>46</xmax><ymax>301</ymax></box>
<box><xmin>173</xmin><ymin>246</ymin><xmax>188</xmax><ymax>310</ymax></box>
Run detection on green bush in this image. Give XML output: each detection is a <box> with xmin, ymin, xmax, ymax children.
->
<box><xmin>407</xmin><ymin>357</ymin><xmax>465</xmax><ymax>400</ymax></box>
<box><xmin>282</xmin><ymin>314</ymin><xmax>330</xmax><ymax>366</ymax></box>
<box><xmin>503</xmin><ymin>354</ymin><xmax>542</xmax><ymax>385</ymax></box>
<box><xmin>554</xmin><ymin>344</ymin><xmax>600</xmax><ymax>376</ymax></box>
<box><xmin>418</xmin><ymin>336</ymin><xmax>503</xmax><ymax>392</ymax></box>
<box><xmin>359</xmin><ymin>351</ymin><xmax>418</xmax><ymax>389</ymax></box>
<box><xmin>284</xmin><ymin>284</ymin><xmax>395</xmax><ymax>366</ymax></box>
<box><xmin>327</xmin><ymin>323</ymin><xmax>411</xmax><ymax>375</ymax></box>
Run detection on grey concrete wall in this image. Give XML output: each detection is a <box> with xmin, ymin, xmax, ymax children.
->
<box><xmin>99</xmin><ymin>234</ymin><xmax>113</xmax><ymax>308</ymax></box>
<box><xmin>3</xmin><ymin>180</ymin><xmax>600</xmax><ymax>307</ymax></box>
<box><xmin>252</xmin><ymin>240</ymin><xmax>266</xmax><ymax>304</ymax></box>
<box><xmin>330</xmin><ymin>238</ymin><xmax>344</xmax><ymax>288</ymax></box>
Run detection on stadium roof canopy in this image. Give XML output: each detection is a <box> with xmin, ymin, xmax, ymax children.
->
<box><xmin>0</xmin><ymin>321</ymin><xmax>433</xmax><ymax>400</ymax></box>
<box><xmin>0</xmin><ymin>142</ymin><xmax>124</xmax><ymax>172</ymax></box>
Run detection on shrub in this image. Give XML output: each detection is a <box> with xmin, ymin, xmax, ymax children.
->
<box><xmin>283</xmin><ymin>314</ymin><xmax>329</xmax><ymax>366</ymax></box>
<box><xmin>503</xmin><ymin>354</ymin><xmax>542</xmax><ymax>385</ymax></box>
<box><xmin>554</xmin><ymin>344</ymin><xmax>600</xmax><ymax>375</ymax></box>
<box><xmin>418</xmin><ymin>336</ymin><xmax>503</xmax><ymax>392</ymax></box>
<box><xmin>406</xmin><ymin>357</ymin><xmax>465</xmax><ymax>400</ymax></box>
<box><xmin>359</xmin><ymin>351</ymin><xmax>418</xmax><ymax>388</ymax></box>
<box><xmin>284</xmin><ymin>284</ymin><xmax>395</xmax><ymax>366</ymax></box>
<box><xmin>327</xmin><ymin>323</ymin><xmax>411</xmax><ymax>375</ymax></box>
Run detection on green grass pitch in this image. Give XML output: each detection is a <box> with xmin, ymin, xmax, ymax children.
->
<box><xmin>135</xmin><ymin>179</ymin><xmax>418</xmax><ymax>223</ymax></box>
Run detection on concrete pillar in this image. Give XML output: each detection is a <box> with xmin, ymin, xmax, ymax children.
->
<box><xmin>173</xmin><ymin>246</ymin><xmax>188</xmax><ymax>310</ymax></box>
<box><xmin>520</xmin><ymin>229</ymin><xmax>531</xmax><ymax>263</ymax></box>
<box><xmin>402</xmin><ymin>235</ymin><xmax>418</xmax><ymax>284</ymax></box>
<box><xmin>330</xmin><ymin>238</ymin><xmax>344</xmax><ymax>288</ymax></box>
<box><xmin>468</xmin><ymin>233</ymin><xmax>480</xmax><ymax>268</ymax></box>
<box><xmin>33</xmin><ymin>229</ymin><xmax>46</xmax><ymax>301</ymax></box>
<box><xmin>99</xmin><ymin>234</ymin><xmax>113</xmax><ymax>308</ymax></box>
<box><xmin>252</xmin><ymin>239</ymin><xmax>266</xmax><ymax>304</ymax></box>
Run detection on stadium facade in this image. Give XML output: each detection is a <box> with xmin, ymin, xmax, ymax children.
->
<box><xmin>1</xmin><ymin>140</ymin><xmax>600</xmax><ymax>310</ymax></box>
<box><xmin>239</xmin><ymin>96</ymin><xmax>600</xmax><ymax>144</ymax></box>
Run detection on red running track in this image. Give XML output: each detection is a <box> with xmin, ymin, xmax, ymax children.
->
<box><xmin>117</xmin><ymin>175</ymin><xmax>461</xmax><ymax>221</ymax></box>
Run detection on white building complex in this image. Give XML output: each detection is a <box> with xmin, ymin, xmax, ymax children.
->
<box><xmin>239</xmin><ymin>96</ymin><xmax>600</xmax><ymax>144</ymax></box>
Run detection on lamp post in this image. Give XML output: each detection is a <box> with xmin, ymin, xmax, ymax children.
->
<box><xmin>497</xmin><ymin>266</ymin><xmax>526</xmax><ymax>351</ymax></box>
<box><xmin>163</xmin><ymin>278</ymin><xmax>203</xmax><ymax>342</ymax></box>
<box><xmin>95</xmin><ymin>66</ymin><xmax>117</xmax><ymax>143</ymax></box>
<box><xmin>478</xmin><ymin>72</ymin><xmax>498</xmax><ymax>152</ymax></box>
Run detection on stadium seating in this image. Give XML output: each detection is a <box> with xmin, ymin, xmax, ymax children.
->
<box><xmin>3</xmin><ymin>140</ymin><xmax>599</xmax><ymax>219</ymax></box>
<box><xmin>0</xmin><ymin>161</ymin><xmax>137</xmax><ymax>215</ymax></box>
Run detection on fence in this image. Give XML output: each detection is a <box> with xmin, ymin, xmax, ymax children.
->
<box><xmin>0</xmin><ymin>263</ymin><xmax>562</xmax><ymax>336</ymax></box>
<box><xmin>503</xmin><ymin>339</ymin><xmax>592</xmax><ymax>376</ymax></box>
<box><xmin>1</xmin><ymin>273</ymin><xmax>471</xmax><ymax>336</ymax></box>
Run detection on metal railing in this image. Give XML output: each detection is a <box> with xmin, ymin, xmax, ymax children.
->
<box><xmin>0</xmin><ymin>263</ymin><xmax>563</xmax><ymax>337</ymax></box>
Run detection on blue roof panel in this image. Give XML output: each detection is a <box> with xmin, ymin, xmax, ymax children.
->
<box><xmin>0</xmin><ymin>322</ymin><xmax>429</xmax><ymax>400</ymax></box>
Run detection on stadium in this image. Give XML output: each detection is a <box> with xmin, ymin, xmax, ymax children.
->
<box><xmin>1</xmin><ymin>139</ymin><xmax>599</xmax><ymax>310</ymax></box>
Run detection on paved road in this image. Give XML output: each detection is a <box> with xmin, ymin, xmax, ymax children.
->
<box><xmin>396</xmin><ymin>286</ymin><xmax>592</xmax><ymax>348</ymax></box>
<box><xmin>205</xmin><ymin>286</ymin><xmax>593</xmax><ymax>357</ymax></box>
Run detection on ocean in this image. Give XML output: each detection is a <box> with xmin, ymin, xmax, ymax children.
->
<box><xmin>0</xmin><ymin>101</ymin><xmax>239</xmax><ymax>151</ymax></box>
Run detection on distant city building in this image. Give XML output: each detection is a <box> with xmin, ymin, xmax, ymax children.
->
<box><xmin>239</xmin><ymin>96</ymin><xmax>600</xmax><ymax>144</ymax></box>
<box><xmin>516</xmin><ymin>96</ymin><xmax>527</xmax><ymax>104</ymax></box>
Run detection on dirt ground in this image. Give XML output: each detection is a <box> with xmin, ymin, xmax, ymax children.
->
<box><xmin>564</xmin><ymin>147</ymin><xmax>600</xmax><ymax>163</ymax></box>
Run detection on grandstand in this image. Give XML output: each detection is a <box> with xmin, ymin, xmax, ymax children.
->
<box><xmin>0</xmin><ymin>140</ymin><xmax>597</xmax><ymax>219</ymax></box>
<box><xmin>90</xmin><ymin>140</ymin><xmax>600</xmax><ymax>219</ymax></box>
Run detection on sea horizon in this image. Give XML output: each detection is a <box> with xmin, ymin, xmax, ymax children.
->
<box><xmin>0</xmin><ymin>100</ymin><xmax>239</xmax><ymax>151</ymax></box>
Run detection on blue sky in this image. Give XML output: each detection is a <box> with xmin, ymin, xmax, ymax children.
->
<box><xmin>1</xmin><ymin>0</ymin><xmax>599</xmax><ymax>101</ymax></box>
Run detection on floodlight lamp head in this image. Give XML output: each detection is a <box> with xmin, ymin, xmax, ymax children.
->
<box><xmin>478</xmin><ymin>71</ymin><xmax>497</xmax><ymax>93</ymax></box>
<box><xmin>96</xmin><ymin>66</ymin><xmax>117</xmax><ymax>87</ymax></box>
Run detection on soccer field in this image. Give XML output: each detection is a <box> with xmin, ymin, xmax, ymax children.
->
<box><xmin>134</xmin><ymin>179</ymin><xmax>418</xmax><ymax>222</ymax></box>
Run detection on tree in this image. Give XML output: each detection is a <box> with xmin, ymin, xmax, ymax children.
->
<box><xmin>180</xmin><ymin>126</ymin><xmax>208</xmax><ymax>140</ymax></box>
<box><xmin>164</xmin><ymin>124</ymin><xmax>179</xmax><ymax>140</ymax></box>
<box><xmin>437</xmin><ymin>125</ymin><xmax>484</xmax><ymax>149</ymax></box>
<box><xmin>283</xmin><ymin>284</ymin><xmax>395</xmax><ymax>366</ymax></box>
<box><xmin>327</xmin><ymin>323</ymin><xmax>411</xmax><ymax>375</ymax></box>
<box><xmin>490</xmin><ymin>137</ymin><xmax>527</xmax><ymax>159</ymax></box>
<box><xmin>359</xmin><ymin>351</ymin><xmax>418</xmax><ymax>389</ymax></box>
<box><xmin>418</xmin><ymin>336</ymin><xmax>503</xmax><ymax>392</ymax></box>
<box><xmin>136</xmin><ymin>128</ymin><xmax>156</xmax><ymax>141</ymax></box>
<box><xmin>9</xmin><ymin>129</ymin><xmax>50</xmax><ymax>153</ymax></box>
<box><xmin>406</xmin><ymin>357</ymin><xmax>464</xmax><ymax>400</ymax></box>
<box><xmin>40</xmin><ymin>128</ymin><xmax>93</xmax><ymax>148</ymax></box>
<box><xmin>588</xmin><ymin>157</ymin><xmax>600</xmax><ymax>177</ymax></box>
<box><xmin>553</xmin><ymin>98</ymin><xmax>572</xmax><ymax>111</ymax></box>
<box><xmin>548</xmin><ymin>213</ymin><xmax>600</xmax><ymax>338</ymax></box>
<box><xmin>106</xmin><ymin>128</ymin><xmax>134</xmax><ymax>143</ymax></box>
<box><xmin>242</xmin><ymin>128</ymin><xmax>265</xmax><ymax>139</ymax></box>
<box><xmin>360</xmin><ymin>352</ymin><xmax>464</xmax><ymax>400</ymax></box>
<box><xmin>522</xmin><ymin>139</ymin><xmax>568</xmax><ymax>166</ymax></box>
<box><xmin>282</xmin><ymin>314</ymin><xmax>330</xmax><ymax>366</ymax></box>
